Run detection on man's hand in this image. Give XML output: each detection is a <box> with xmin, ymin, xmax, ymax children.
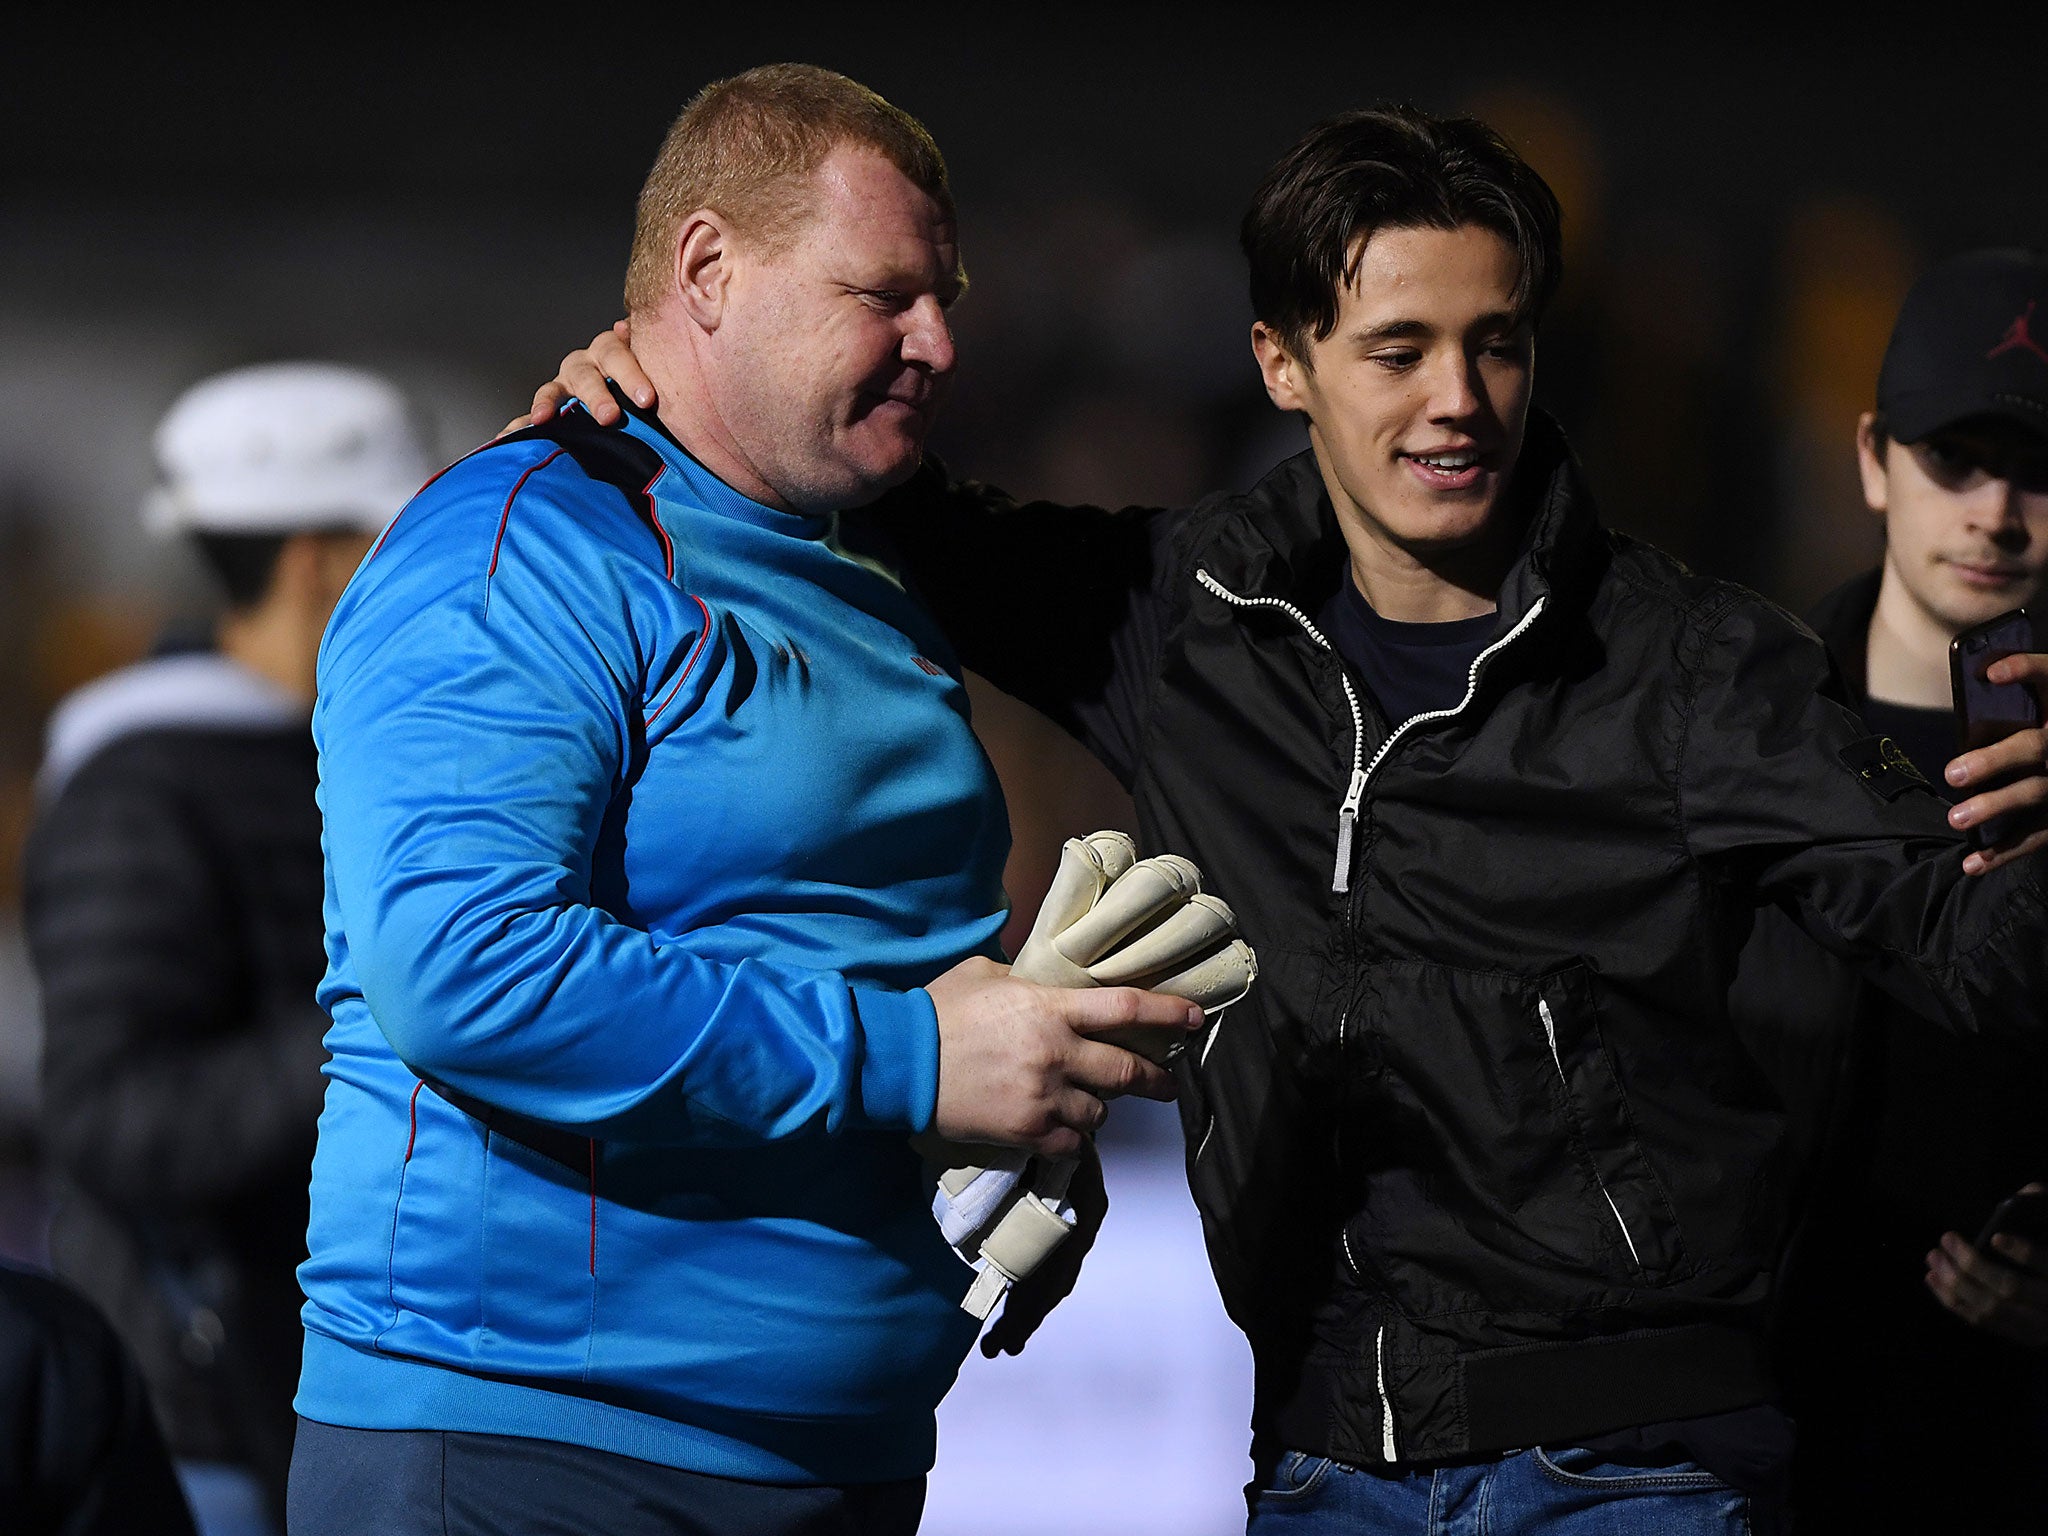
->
<box><xmin>1925</xmin><ymin>1182</ymin><xmax>2048</xmax><ymax>1347</ymax></box>
<box><xmin>980</xmin><ymin>1140</ymin><xmax>1106</xmax><ymax>1358</ymax></box>
<box><xmin>1946</xmin><ymin>650</ymin><xmax>2048</xmax><ymax>875</ymax></box>
<box><xmin>522</xmin><ymin>320</ymin><xmax>656</xmax><ymax>430</ymax></box>
<box><xmin>926</xmin><ymin>955</ymin><xmax>1198</xmax><ymax>1158</ymax></box>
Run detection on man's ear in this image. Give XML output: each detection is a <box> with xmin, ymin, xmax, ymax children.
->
<box><xmin>1855</xmin><ymin>411</ymin><xmax>1891</xmax><ymax>520</ymax></box>
<box><xmin>674</xmin><ymin>211</ymin><xmax>736</xmax><ymax>331</ymax></box>
<box><xmin>1251</xmin><ymin>322</ymin><xmax>1309</xmax><ymax>413</ymax></box>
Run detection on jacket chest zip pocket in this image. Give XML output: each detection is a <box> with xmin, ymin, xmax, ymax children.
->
<box><xmin>1531</xmin><ymin>970</ymin><xmax>1686</xmax><ymax>1280</ymax></box>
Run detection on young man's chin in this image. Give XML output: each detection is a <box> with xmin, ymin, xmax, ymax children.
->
<box><xmin>1933</xmin><ymin>572</ymin><xmax>2041</xmax><ymax>628</ymax></box>
<box><xmin>1378</xmin><ymin>494</ymin><xmax>1507</xmax><ymax>553</ymax></box>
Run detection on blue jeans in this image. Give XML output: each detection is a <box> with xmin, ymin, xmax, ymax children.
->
<box><xmin>1247</xmin><ymin>1447</ymin><xmax>1768</xmax><ymax>1535</ymax></box>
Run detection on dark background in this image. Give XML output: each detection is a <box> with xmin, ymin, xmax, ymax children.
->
<box><xmin>2</xmin><ymin>1</ymin><xmax>2044</xmax><ymax>1208</ymax></box>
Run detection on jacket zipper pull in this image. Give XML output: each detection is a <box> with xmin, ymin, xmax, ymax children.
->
<box><xmin>1332</xmin><ymin>768</ymin><xmax>1367</xmax><ymax>894</ymax></box>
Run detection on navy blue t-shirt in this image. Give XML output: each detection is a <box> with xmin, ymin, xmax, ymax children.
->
<box><xmin>1318</xmin><ymin>571</ymin><xmax>1493</xmax><ymax>723</ymax></box>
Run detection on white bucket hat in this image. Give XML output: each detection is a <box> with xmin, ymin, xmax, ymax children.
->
<box><xmin>142</xmin><ymin>362</ymin><xmax>432</xmax><ymax>536</ymax></box>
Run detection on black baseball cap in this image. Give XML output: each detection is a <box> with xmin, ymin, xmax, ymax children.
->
<box><xmin>1877</xmin><ymin>248</ymin><xmax>2048</xmax><ymax>443</ymax></box>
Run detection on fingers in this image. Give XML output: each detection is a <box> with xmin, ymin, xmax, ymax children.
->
<box><xmin>1062</xmin><ymin>984</ymin><xmax>1204</xmax><ymax>1039</ymax></box>
<box><xmin>1992</xmin><ymin>1182</ymin><xmax>2048</xmax><ymax>1277</ymax></box>
<box><xmin>593</xmin><ymin>320</ymin><xmax>655</xmax><ymax>409</ymax></box>
<box><xmin>1066</xmin><ymin>1039</ymin><xmax>1176</xmax><ymax>1103</ymax></box>
<box><xmin>1950</xmin><ymin>769</ymin><xmax>2048</xmax><ymax>832</ymax></box>
<box><xmin>1927</xmin><ymin>1232</ymin><xmax>2013</xmax><ymax>1322</ymax></box>
<box><xmin>1993</xmin><ymin>1230</ymin><xmax>2047</xmax><ymax>1278</ymax></box>
<box><xmin>497</xmin><ymin>413</ymin><xmax>535</xmax><ymax>439</ymax></box>
<box><xmin>1948</xmin><ymin>725</ymin><xmax>2048</xmax><ymax>872</ymax></box>
<box><xmin>553</xmin><ymin>347</ymin><xmax>623</xmax><ymax>424</ymax></box>
<box><xmin>1054</xmin><ymin>1087</ymin><xmax>1110</xmax><ymax>1136</ymax></box>
<box><xmin>1985</xmin><ymin>651</ymin><xmax>2048</xmax><ymax>690</ymax></box>
<box><xmin>1946</xmin><ymin>726</ymin><xmax>2048</xmax><ymax>795</ymax></box>
<box><xmin>927</xmin><ymin>962</ymin><xmax>1189</xmax><ymax>1149</ymax></box>
<box><xmin>1965</xmin><ymin>826</ymin><xmax>2048</xmax><ymax>875</ymax></box>
<box><xmin>1926</xmin><ymin>1231</ymin><xmax>2048</xmax><ymax>1345</ymax></box>
<box><xmin>1029</xmin><ymin>1123</ymin><xmax>1088</xmax><ymax>1160</ymax></box>
<box><xmin>526</xmin><ymin>380</ymin><xmax>569</xmax><ymax>425</ymax></box>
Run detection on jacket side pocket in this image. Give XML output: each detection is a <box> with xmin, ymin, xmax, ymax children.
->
<box><xmin>1532</xmin><ymin>966</ymin><xmax>1687</xmax><ymax>1279</ymax></box>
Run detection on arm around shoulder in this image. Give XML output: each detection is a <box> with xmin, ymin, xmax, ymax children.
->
<box><xmin>866</xmin><ymin>459</ymin><xmax>1185</xmax><ymax>784</ymax></box>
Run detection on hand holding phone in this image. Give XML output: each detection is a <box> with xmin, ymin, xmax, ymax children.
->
<box><xmin>1927</xmin><ymin>1183</ymin><xmax>2048</xmax><ymax>1348</ymax></box>
<box><xmin>1949</xmin><ymin>609</ymin><xmax>2045</xmax><ymax>853</ymax></box>
<box><xmin>1974</xmin><ymin>1186</ymin><xmax>2048</xmax><ymax>1252</ymax></box>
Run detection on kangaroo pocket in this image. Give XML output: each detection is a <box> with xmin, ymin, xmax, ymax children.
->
<box><xmin>1346</xmin><ymin>959</ymin><xmax>1687</xmax><ymax>1313</ymax></box>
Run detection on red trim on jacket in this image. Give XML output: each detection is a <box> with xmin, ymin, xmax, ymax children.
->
<box><xmin>404</xmin><ymin>1080</ymin><xmax>423</xmax><ymax>1163</ymax></box>
<box><xmin>486</xmin><ymin>449</ymin><xmax>571</xmax><ymax>582</ymax></box>
<box><xmin>646</xmin><ymin>595</ymin><xmax>715</xmax><ymax>726</ymax></box>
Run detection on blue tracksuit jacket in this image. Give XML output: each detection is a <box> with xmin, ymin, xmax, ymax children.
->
<box><xmin>296</xmin><ymin>401</ymin><xmax>1009</xmax><ymax>1482</ymax></box>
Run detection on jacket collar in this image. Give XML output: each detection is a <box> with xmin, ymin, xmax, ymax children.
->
<box><xmin>602</xmin><ymin>386</ymin><xmax>837</xmax><ymax>542</ymax></box>
<box><xmin>1197</xmin><ymin>409</ymin><xmax>1606</xmax><ymax>644</ymax></box>
<box><xmin>1803</xmin><ymin>570</ymin><xmax>1882</xmax><ymax>703</ymax></box>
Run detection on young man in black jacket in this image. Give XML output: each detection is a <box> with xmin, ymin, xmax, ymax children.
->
<box><xmin>1733</xmin><ymin>249</ymin><xmax>2048</xmax><ymax>1530</ymax></box>
<box><xmin>536</xmin><ymin>109</ymin><xmax>2048</xmax><ymax>1535</ymax></box>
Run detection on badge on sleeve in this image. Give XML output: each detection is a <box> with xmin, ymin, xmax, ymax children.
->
<box><xmin>1838</xmin><ymin>735</ymin><xmax>1932</xmax><ymax>802</ymax></box>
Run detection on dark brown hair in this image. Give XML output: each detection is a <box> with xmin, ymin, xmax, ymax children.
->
<box><xmin>625</xmin><ymin>63</ymin><xmax>956</xmax><ymax>314</ymax></box>
<box><xmin>1241</xmin><ymin>104</ymin><xmax>1563</xmax><ymax>364</ymax></box>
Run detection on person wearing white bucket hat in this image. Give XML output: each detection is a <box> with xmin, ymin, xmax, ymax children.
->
<box><xmin>140</xmin><ymin>362</ymin><xmax>429</xmax><ymax>539</ymax></box>
<box><xmin>24</xmin><ymin>361</ymin><xmax>431</xmax><ymax>1536</ymax></box>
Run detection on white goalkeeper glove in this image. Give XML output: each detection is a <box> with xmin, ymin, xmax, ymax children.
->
<box><xmin>929</xmin><ymin>830</ymin><xmax>1255</xmax><ymax>1320</ymax></box>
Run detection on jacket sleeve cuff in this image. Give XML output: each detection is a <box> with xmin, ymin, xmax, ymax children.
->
<box><xmin>850</xmin><ymin>984</ymin><xmax>941</xmax><ymax>1133</ymax></box>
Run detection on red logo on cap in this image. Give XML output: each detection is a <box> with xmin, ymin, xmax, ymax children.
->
<box><xmin>1988</xmin><ymin>301</ymin><xmax>2048</xmax><ymax>366</ymax></box>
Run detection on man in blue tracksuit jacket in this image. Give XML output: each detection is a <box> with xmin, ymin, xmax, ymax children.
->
<box><xmin>288</xmin><ymin>66</ymin><xmax>1193</xmax><ymax>1536</ymax></box>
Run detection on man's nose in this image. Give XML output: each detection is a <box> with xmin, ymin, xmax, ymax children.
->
<box><xmin>1425</xmin><ymin>352</ymin><xmax>1484</xmax><ymax>421</ymax></box>
<box><xmin>901</xmin><ymin>296</ymin><xmax>956</xmax><ymax>375</ymax></box>
<box><xmin>1969</xmin><ymin>473</ymin><xmax>2031</xmax><ymax>548</ymax></box>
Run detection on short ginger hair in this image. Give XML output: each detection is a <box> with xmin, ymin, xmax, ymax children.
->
<box><xmin>624</xmin><ymin>63</ymin><xmax>957</xmax><ymax>315</ymax></box>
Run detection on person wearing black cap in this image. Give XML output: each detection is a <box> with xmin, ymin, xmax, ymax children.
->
<box><xmin>538</xmin><ymin>115</ymin><xmax>2048</xmax><ymax>1525</ymax></box>
<box><xmin>1733</xmin><ymin>248</ymin><xmax>2048</xmax><ymax>1530</ymax></box>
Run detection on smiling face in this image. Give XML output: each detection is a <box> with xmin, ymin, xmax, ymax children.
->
<box><xmin>1861</xmin><ymin>414</ymin><xmax>2048</xmax><ymax>635</ymax></box>
<box><xmin>1253</xmin><ymin>222</ymin><xmax>1533</xmax><ymax>615</ymax></box>
<box><xmin>714</xmin><ymin>144</ymin><xmax>961</xmax><ymax>512</ymax></box>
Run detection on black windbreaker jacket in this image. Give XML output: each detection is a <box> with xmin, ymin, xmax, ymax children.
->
<box><xmin>870</xmin><ymin>414</ymin><xmax>2048</xmax><ymax>1467</ymax></box>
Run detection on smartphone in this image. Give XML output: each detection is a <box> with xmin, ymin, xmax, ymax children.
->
<box><xmin>1974</xmin><ymin>1187</ymin><xmax>2048</xmax><ymax>1251</ymax></box>
<box><xmin>1949</xmin><ymin>608</ymin><xmax>2040</xmax><ymax>849</ymax></box>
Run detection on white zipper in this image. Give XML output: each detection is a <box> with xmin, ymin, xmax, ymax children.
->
<box><xmin>1375</xmin><ymin>1324</ymin><xmax>1398</xmax><ymax>1462</ymax></box>
<box><xmin>1195</xmin><ymin>570</ymin><xmax>1365</xmax><ymax>891</ymax></box>
<box><xmin>1354</xmin><ymin>596</ymin><xmax>1549</xmax><ymax>791</ymax></box>
<box><xmin>1196</xmin><ymin>569</ymin><xmax>1546</xmax><ymax>894</ymax></box>
<box><xmin>1537</xmin><ymin>997</ymin><xmax>1644</xmax><ymax>1271</ymax></box>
